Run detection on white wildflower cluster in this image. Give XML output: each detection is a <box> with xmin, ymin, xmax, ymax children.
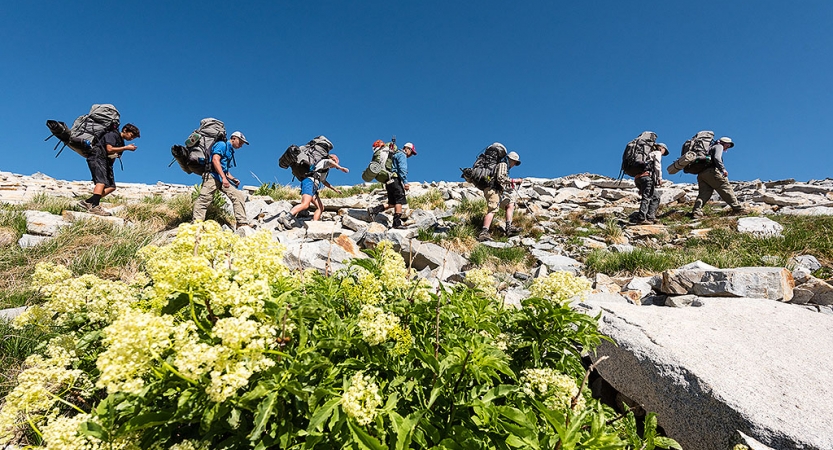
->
<box><xmin>528</xmin><ymin>271</ymin><xmax>592</xmax><ymax>305</ymax></box>
<box><xmin>171</xmin><ymin>318</ymin><xmax>278</xmax><ymax>403</ymax></box>
<box><xmin>341</xmin><ymin>371</ymin><xmax>383</xmax><ymax>426</ymax></box>
<box><xmin>15</xmin><ymin>266</ymin><xmax>137</xmax><ymax>329</ymax></box>
<box><xmin>465</xmin><ymin>268</ymin><xmax>498</xmax><ymax>300</ymax></box>
<box><xmin>96</xmin><ymin>309</ymin><xmax>174</xmax><ymax>395</ymax></box>
<box><xmin>520</xmin><ymin>368</ymin><xmax>585</xmax><ymax>411</ymax></box>
<box><xmin>0</xmin><ymin>351</ymin><xmax>84</xmax><ymax>444</ymax></box>
<box><xmin>40</xmin><ymin>413</ymin><xmax>139</xmax><ymax>450</ymax></box>
<box><xmin>357</xmin><ymin>304</ymin><xmax>401</xmax><ymax>346</ymax></box>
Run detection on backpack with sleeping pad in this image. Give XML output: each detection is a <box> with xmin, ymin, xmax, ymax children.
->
<box><xmin>620</xmin><ymin>131</ymin><xmax>657</xmax><ymax>178</ymax></box>
<box><xmin>460</xmin><ymin>143</ymin><xmax>508</xmax><ymax>190</ymax></box>
<box><xmin>45</xmin><ymin>104</ymin><xmax>121</xmax><ymax>158</ymax></box>
<box><xmin>361</xmin><ymin>141</ymin><xmax>398</xmax><ymax>183</ymax></box>
<box><xmin>278</xmin><ymin>136</ymin><xmax>333</xmax><ymax>180</ymax></box>
<box><xmin>679</xmin><ymin>130</ymin><xmax>715</xmax><ymax>174</ymax></box>
<box><xmin>170</xmin><ymin>118</ymin><xmax>228</xmax><ymax>176</ymax></box>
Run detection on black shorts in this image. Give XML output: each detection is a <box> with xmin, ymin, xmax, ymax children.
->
<box><xmin>86</xmin><ymin>148</ymin><xmax>115</xmax><ymax>188</ymax></box>
<box><xmin>385</xmin><ymin>178</ymin><xmax>408</xmax><ymax>206</ymax></box>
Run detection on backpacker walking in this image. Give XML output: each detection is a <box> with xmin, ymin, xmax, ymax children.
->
<box><xmin>285</xmin><ymin>154</ymin><xmax>349</xmax><ymax>225</ymax></box>
<box><xmin>193</xmin><ymin>131</ymin><xmax>250</xmax><ymax>228</ymax></box>
<box><xmin>78</xmin><ymin>123</ymin><xmax>140</xmax><ymax>216</ymax></box>
<box><xmin>368</xmin><ymin>142</ymin><xmax>417</xmax><ymax>228</ymax></box>
<box><xmin>475</xmin><ymin>144</ymin><xmax>521</xmax><ymax>241</ymax></box>
<box><xmin>689</xmin><ymin>136</ymin><xmax>746</xmax><ymax>218</ymax></box>
<box><xmin>631</xmin><ymin>143</ymin><xmax>668</xmax><ymax>224</ymax></box>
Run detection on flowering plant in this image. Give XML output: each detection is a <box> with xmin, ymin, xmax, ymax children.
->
<box><xmin>1</xmin><ymin>221</ymin><xmax>672</xmax><ymax>449</ymax></box>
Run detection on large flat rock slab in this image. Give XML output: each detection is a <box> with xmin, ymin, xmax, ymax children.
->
<box><xmin>586</xmin><ymin>297</ymin><xmax>833</xmax><ymax>450</ymax></box>
<box><xmin>661</xmin><ymin>267</ymin><xmax>794</xmax><ymax>301</ymax></box>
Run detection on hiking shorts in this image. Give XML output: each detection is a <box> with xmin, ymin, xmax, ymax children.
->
<box><xmin>86</xmin><ymin>149</ymin><xmax>115</xmax><ymax>188</ymax></box>
<box><xmin>300</xmin><ymin>177</ymin><xmax>319</xmax><ymax>197</ymax></box>
<box><xmin>484</xmin><ymin>187</ymin><xmax>512</xmax><ymax>214</ymax></box>
<box><xmin>385</xmin><ymin>178</ymin><xmax>408</xmax><ymax>206</ymax></box>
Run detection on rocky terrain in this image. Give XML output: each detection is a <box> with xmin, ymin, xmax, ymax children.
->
<box><xmin>2</xmin><ymin>170</ymin><xmax>833</xmax><ymax>450</ymax></box>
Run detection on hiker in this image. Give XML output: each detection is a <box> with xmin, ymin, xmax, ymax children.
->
<box><xmin>690</xmin><ymin>137</ymin><xmax>746</xmax><ymax>218</ymax></box>
<box><xmin>78</xmin><ymin>123</ymin><xmax>140</xmax><ymax>216</ymax></box>
<box><xmin>193</xmin><ymin>131</ymin><xmax>250</xmax><ymax>228</ymax></box>
<box><xmin>285</xmin><ymin>154</ymin><xmax>350</xmax><ymax>224</ymax></box>
<box><xmin>631</xmin><ymin>142</ymin><xmax>668</xmax><ymax>224</ymax></box>
<box><xmin>478</xmin><ymin>149</ymin><xmax>522</xmax><ymax>241</ymax></box>
<box><xmin>367</xmin><ymin>142</ymin><xmax>417</xmax><ymax>228</ymax></box>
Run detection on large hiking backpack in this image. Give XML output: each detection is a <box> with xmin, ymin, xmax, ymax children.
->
<box><xmin>460</xmin><ymin>143</ymin><xmax>508</xmax><ymax>190</ymax></box>
<box><xmin>680</xmin><ymin>130</ymin><xmax>715</xmax><ymax>174</ymax></box>
<box><xmin>361</xmin><ymin>142</ymin><xmax>398</xmax><ymax>183</ymax></box>
<box><xmin>278</xmin><ymin>135</ymin><xmax>333</xmax><ymax>180</ymax></box>
<box><xmin>170</xmin><ymin>118</ymin><xmax>228</xmax><ymax>175</ymax></box>
<box><xmin>45</xmin><ymin>104</ymin><xmax>120</xmax><ymax>158</ymax></box>
<box><xmin>620</xmin><ymin>131</ymin><xmax>657</xmax><ymax>178</ymax></box>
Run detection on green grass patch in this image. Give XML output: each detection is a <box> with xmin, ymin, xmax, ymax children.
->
<box><xmin>120</xmin><ymin>193</ymin><xmax>194</xmax><ymax>229</ymax></box>
<box><xmin>0</xmin><ymin>319</ymin><xmax>55</xmax><ymax>399</ymax></box>
<box><xmin>409</xmin><ymin>189</ymin><xmax>446</xmax><ymax>210</ymax></box>
<box><xmin>253</xmin><ymin>183</ymin><xmax>301</xmax><ymax>201</ymax></box>
<box><xmin>22</xmin><ymin>193</ymin><xmax>78</xmax><ymax>215</ymax></box>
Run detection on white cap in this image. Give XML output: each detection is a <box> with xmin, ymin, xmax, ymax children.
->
<box><xmin>230</xmin><ymin>131</ymin><xmax>249</xmax><ymax>145</ymax></box>
<box><xmin>718</xmin><ymin>136</ymin><xmax>733</xmax><ymax>148</ymax></box>
<box><xmin>507</xmin><ymin>151</ymin><xmax>521</xmax><ymax>165</ymax></box>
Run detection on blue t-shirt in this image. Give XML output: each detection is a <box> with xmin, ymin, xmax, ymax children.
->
<box><xmin>210</xmin><ymin>141</ymin><xmax>235</xmax><ymax>182</ymax></box>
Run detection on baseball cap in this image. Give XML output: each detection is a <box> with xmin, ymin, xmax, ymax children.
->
<box><xmin>403</xmin><ymin>142</ymin><xmax>417</xmax><ymax>155</ymax></box>
<box><xmin>507</xmin><ymin>151</ymin><xmax>521</xmax><ymax>165</ymax></box>
<box><xmin>230</xmin><ymin>131</ymin><xmax>249</xmax><ymax>145</ymax></box>
<box><xmin>656</xmin><ymin>143</ymin><xmax>669</xmax><ymax>155</ymax></box>
<box><xmin>718</xmin><ymin>137</ymin><xmax>734</xmax><ymax>148</ymax></box>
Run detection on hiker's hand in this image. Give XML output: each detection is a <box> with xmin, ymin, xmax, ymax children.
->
<box><xmin>341</xmin><ymin>167</ymin><xmax>349</xmax><ymax>173</ymax></box>
<box><xmin>222</xmin><ymin>178</ymin><xmax>230</xmax><ymax>188</ymax></box>
<box><xmin>333</xmin><ymin>187</ymin><xmax>342</xmax><ymax>194</ymax></box>
<box><xmin>126</xmin><ymin>144</ymin><xmax>137</xmax><ymax>151</ymax></box>
<box><xmin>723</xmin><ymin>170</ymin><xmax>728</xmax><ymax>177</ymax></box>
<box><xmin>404</xmin><ymin>183</ymin><xmax>410</xmax><ymax>191</ymax></box>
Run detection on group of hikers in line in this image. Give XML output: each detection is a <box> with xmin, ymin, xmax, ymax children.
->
<box><xmin>45</xmin><ymin>105</ymin><xmax>745</xmax><ymax>241</ymax></box>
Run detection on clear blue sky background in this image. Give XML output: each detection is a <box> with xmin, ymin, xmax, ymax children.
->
<box><xmin>1</xmin><ymin>1</ymin><xmax>831</xmax><ymax>187</ymax></box>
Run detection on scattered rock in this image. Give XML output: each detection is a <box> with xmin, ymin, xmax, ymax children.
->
<box><xmin>736</xmin><ymin>217</ymin><xmax>783</xmax><ymax>238</ymax></box>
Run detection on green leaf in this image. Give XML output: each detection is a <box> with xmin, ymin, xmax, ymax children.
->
<box><xmin>654</xmin><ymin>436</ymin><xmax>683</xmax><ymax>450</ymax></box>
<box><xmin>249</xmin><ymin>391</ymin><xmax>278</xmax><ymax>441</ymax></box>
<box><xmin>480</xmin><ymin>384</ymin><xmax>516</xmax><ymax>403</ymax></box>
<box><xmin>308</xmin><ymin>397</ymin><xmax>341</xmax><ymax>432</ymax></box>
<box><xmin>347</xmin><ymin>419</ymin><xmax>386</xmax><ymax>450</ymax></box>
<box><xmin>162</xmin><ymin>292</ymin><xmax>190</xmax><ymax>314</ymax></box>
<box><xmin>79</xmin><ymin>419</ymin><xmax>109</xmax><ymax>440</ymax></box>
<box><xmin>125</xmin><ymin>411</ymin><xmax>174</xmax><ymax>430</ymax></box>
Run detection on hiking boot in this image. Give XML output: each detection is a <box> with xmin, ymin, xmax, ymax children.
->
<box><xmin>690</xmin><ymin>209</ymin><xmax>704</xmax><ymax>219</ymax></box>
<box><xmin>278</xmin><ymin>212</ymin><xmax>296</xmax><ymax>229</ymax></box>
<box><xmin>505</xmin><ymin>225</ymin><xmax>521</xmax><ymax>236</ymax></box>
<box><xmin>367</xmin><ymin>205</ymin><xmax>384</xmax><ymax>217</ymax></box>
<box><xmin>392</xmin><ymin>217</ymin><xmax>403</xmax><ymax>229</ymax></box>
<box><xmin>477</xmin><ymin>229</ymin><xmax>492</xmax><ymax>242</ymax></box>
<box><xmin>731</xmin><ymin>206</ymin><xmax>749</xmax><ymax>215</ymax></box>
<box><xmin>645</xmin><ymin>217</ymin><xmax>657</xmax><ymax>224</ymax></box>
<box><xmin>77</xmin><ymin>200</ymin><xmax>93</xmax><ymax>212</ymax></box>
<box><xmin>89</xmin><ymin>205</ymin><xmax>112</xmax><ymax>217</ymax></box>
<box><xmin>629</xmin><ymin>216</ymin><xmax>648</xmax><ymax>225</ymax></box>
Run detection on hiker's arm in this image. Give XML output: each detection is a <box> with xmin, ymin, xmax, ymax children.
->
<box><xmin>395</xmin><ymin>153</ymin><xmax>408</xmax><ymax>185</ymax></box>
<box><xmin>212</xmin><ymin>154</ymin><xmax>230</xmax><ymax>187</ymax></box>
<box><xmin>322</xmin><ymin>180</ymin><xmax>341</xmax><ymax>194</ymax></box>
<box><xmin>712</xmin><ymin>145</ymin><xmax>727</xmax><ymax>175</ymax></box>
<box><xmin>105</xmin><ymin>143</ymin><xmax>136</xmax><ymax>154</ymax></box>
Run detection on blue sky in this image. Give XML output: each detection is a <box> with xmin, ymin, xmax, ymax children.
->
<box><xmin>1</xmin><ymin>1</ymin><xmax>831</xmax><ymax>187</ymax></box>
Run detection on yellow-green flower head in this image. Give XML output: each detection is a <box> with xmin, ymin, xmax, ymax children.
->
<box><xmin>0</xmin><ymin>352</ymin><xmax>85</xmax><ymax>445</ymax></box>
<box><xmin>341</xmin><ymin>371</ymin><xmax>383</xmax><ymax>426</ymax></box>
<box><xmin>465</xmin><ymin>268</ymin><xmax>498</xmax><ymax>300</ymax></box>
<box><xmin>357</xmin><ymin>304</ymin><xmax>400</xmax><ymax>346</ymax></box>
<box><xmin>340</xmin><ymin>266</ymin><xmax>383</xmax><ymax>305</ymax></box>
<box><xmin>15</xmin><ymin>272</ymin><xmax>137</xmax><ymax>328</ymax></box>
<box><xmin>528</xmin><ymin>271</ymin><xmax>591</xmax><ymax>305</ymax></box>
<box><xmin>521</xmin><ymin>368</ymin><xmax>585</xmax><ymax>411</ymax></box>
<box><xmin>96</xmin><ymin>309</ymin><xmax>174</xmax><ymax>395</ymax></box>
<box><xmin>376</xmin><ymin>240</ymin><xmax>410</xmax><ymax>291</ymax></box>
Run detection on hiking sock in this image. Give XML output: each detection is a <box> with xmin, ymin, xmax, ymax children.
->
<box><xmin>87</xmin><ymin>194</ymin><xmax>102</xmax><ymax>206</ymax></box>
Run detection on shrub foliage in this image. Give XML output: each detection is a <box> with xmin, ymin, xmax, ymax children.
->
<box><xmin>1</xmin><ymin>221</ymin><xmax>673</xmax><ymax>449</ymax></box>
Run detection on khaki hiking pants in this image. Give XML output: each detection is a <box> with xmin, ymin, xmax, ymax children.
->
<box><xmin>692</xmin><ymin>167</ymin><xmax>740</xmax><ymax>212</ymax></box>
<box><xmin>193</xmin><ymin>174</ymin><xmax>248</xmax><ymax>226</ymax></box>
